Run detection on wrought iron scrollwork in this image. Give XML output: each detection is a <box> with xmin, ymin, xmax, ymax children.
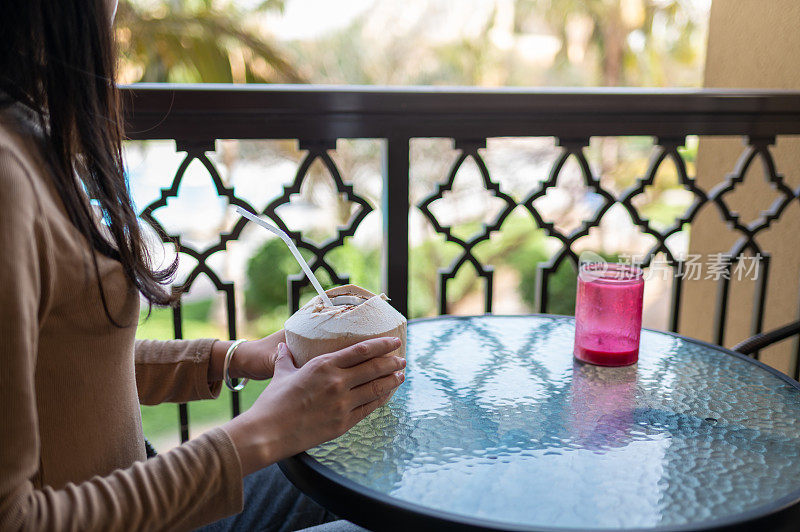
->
<box><xmin>709</xmin><ymin>137</ymin><xmax>796</xmax><ymax>246</ymax></box>
<box><xmin>140</xmin><ymin>140</ymin><xmax>256</xmax><ymax>441</ymax></box>
<box><xmin>417</xmin><ymin>135</ymin><xmax>799</xmax><ymax>354</ymax></box>
<box><xmin>417</xmin><ymin>140</ymin><xmax>516</xmax><ymax>314</ymax></box>
<box><xmin>619</xmin><ymin>138</ymin><xmax>707</xmax><ymax>265</ymax></box>
<box><xmin>141</xmin><ymin>141</ymin><xmax>259</xmax><ymax>293</ymax></box>
<box><xmin>521</xmin><ymin>139</ymin><xmax>615</xmax><ymax>314</ymax></box>
<box><xmin>618</xmin><ymin>138</ymin><xmax>707</xmax><ymax>331</ymax></box>
<box><xmin>258</xmin><ymin>140</ymin><xmax>374</xmax><ymax>312</ymax></box>
<box><xmin>139</xmin><ymin>139</ymin><xmax>372</xmax><ymax>441</ymax></box>
<box><xmin>705</xmin><ymin>137</ymin><xmax>794</xmax><ymax>348</ymax></box>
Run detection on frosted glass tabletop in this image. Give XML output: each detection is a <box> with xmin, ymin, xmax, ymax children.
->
<box><xmin>281</xmin><ymin>315</ymin><xmax>800</xmax><ymax>531</ymax></box>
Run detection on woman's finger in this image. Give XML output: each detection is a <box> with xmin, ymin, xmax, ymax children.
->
<box><xmin>329</xmin><ymin>337</ymin><xmax>401</xmax><ymax>368</ymax></box>
<box><xmin>348</xmin><ymin>390</ymin><xmax>395</xmax><ymax>427</ymax></box>
<box><xmin>348</xmin><ymin>371</ymin><xmax>404</xmax><ymax>409</ymax></box>
<box><xmin>345</xmin><ymin>355</ymin><xmax>405</xmax><ymax>388</ymax></box>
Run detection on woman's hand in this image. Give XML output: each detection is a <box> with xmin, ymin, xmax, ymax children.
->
<box><xmin>223</xmin><ymin>337</ymin><xmax>406</xmax><ymax>475</ymax></box>
<box><xmin>208</xmin><ymin>330</ymin><xmax>286</xmax><ymax>383</ymax></box>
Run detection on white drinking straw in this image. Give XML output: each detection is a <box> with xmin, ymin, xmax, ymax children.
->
<box><xmin>236</xmin><ymin>206</ymin><xmax>333</xmax><ymax>307</ymax></box>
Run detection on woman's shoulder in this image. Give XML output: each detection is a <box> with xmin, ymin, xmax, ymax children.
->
<box><xmin>0</xmin><ymin>102</ymin><xmax>56</xmax><ymax>207</ymax></box>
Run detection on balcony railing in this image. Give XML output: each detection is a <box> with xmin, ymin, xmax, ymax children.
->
<box><xmin>123</xmin><ymin>85</ymin><xmax>800</xmax><ymax>443</ymax></box>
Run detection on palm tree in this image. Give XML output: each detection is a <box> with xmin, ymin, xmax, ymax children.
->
<box><xmin>116</xmin><ymin>0</ymin><xmax>306</xmax><ymax>83</ymax></box>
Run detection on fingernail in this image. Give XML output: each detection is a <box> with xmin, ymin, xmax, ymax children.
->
<box><xmin>278</xmin><ymin>342</ymin><xmax>286</xmax><ymax>354</ymax></box>
<box><xmin>396</xmin><ymin>371</ymin><xmax>405</xmax><ymax>383</ymax></box>
<box><xmin>396</xmin><ymin>357</ymin><xmax>406</xmax><ymax>369</ymax></box>
<box><xmin>392</xmin><ymin>337</ymin><xmax>402</xmax><ymax>347</ymax></box>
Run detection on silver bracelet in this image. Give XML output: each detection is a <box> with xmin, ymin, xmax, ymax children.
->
<box><xmin>223</xmin><ymin>339</ymin><xmax>249</xmax><ymax>392</ymax></box>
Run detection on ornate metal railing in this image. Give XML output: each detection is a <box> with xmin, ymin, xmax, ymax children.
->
<box><xmin>123</xmin><ymin>85</ymin><xmax>800</xmax><ymax>442</ymax></box>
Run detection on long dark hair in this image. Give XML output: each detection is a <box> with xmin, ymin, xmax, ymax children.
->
<box><xmin>0</xmin><ymin>0</ymin><xmax>178</xmax><ymax>321</ymax></box>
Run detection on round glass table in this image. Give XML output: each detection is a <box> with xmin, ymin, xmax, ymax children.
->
<box><xmin>279</xmin><ymin>315</ymin><xmax>800</xmax><ymax>531</ymax></box>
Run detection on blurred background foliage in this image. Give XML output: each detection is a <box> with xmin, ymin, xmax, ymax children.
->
<box><xmin>117</xmin><ymin>0</ymin><xmax>707</xmax><ymax>87</ymax></box>
<box><xmin>117</xmin><ymin>0</ymin><xmax>305</xmax><ymax>82</ymax></box>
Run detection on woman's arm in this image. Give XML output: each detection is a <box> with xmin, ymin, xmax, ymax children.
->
<box><xmin>206</xmin><ymin>329</ymin><xmax>286</xmax><ymax>383</ymax></box>
<box><xmin>135</xmin><ymin>338</ymin><xmax>222</xmax><ymax>405</ymax></box>
<box><xmin>134</xmin><ymin>329</ymin><xmax>285</xmax><ymax>406</ymax></box>
<box><xmin>2</xmin><ymin>430</ymin><xmax>243</xmax><ymax>531</ymax></box>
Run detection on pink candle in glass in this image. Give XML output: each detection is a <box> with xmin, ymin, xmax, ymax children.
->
<box><xmin>574</xmin><ymin>262</ymin><xmax>644</xmax><ymax>367</ymax></box>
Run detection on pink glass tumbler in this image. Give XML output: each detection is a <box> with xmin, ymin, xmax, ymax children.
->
<box><xmin>574</xmin><ymin>262</ymin><xmax>644</xmax><ymax>366</ymax></box>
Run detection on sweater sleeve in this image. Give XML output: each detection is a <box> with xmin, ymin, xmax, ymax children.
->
<box><xmin>3</xmin><ymin>429</ymin><xmax>243</xmax><ymax>532</ymax></box>
<box><xmin>0</xmin><ymin>149</ymin><xmax>244</xmax><ymax>531</ymax></box>
<box><xmin>135</xmin><ymin>338</ymin><xmax>223</xmax><ymax>405</ymax></box>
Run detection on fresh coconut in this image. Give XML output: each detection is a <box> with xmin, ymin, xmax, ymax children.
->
<box><xmin>284</xmin><ymin>284</ymin><xmax>407</xmax><ymax>367</ymax></box>
<box><xmin>232</xmin><ymin>208</ymin><xmax>406</xmax><ymax>371</ymax></box>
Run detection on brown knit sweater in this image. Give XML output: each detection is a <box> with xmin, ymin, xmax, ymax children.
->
<box><xmin>0</xmin><ymin>103</ymin><xmax>243</xmax><ymax>530</ymax></box>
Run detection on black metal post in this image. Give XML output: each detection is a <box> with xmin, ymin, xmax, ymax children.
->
<box><xmin>382</xmin><ymin>138</ymin><xmax>410</xmax><ymax>317</ymax></box>
<box><xmin>172</xmin><ymin>302</ymin><xmax>190</xmax><ymax>443</ymax></box>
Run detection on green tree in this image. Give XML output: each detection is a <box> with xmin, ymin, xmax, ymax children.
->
<box><xmin>245</xmin><ymin>239</ymin><xmax>380</xmax><ymax>319</ymax></box>
<box><xmin>116</xmin><ymin>0</ymin><xmax>305</xmax><ymax>83</ymax></box>
<box><xmin>245</xmin><ymin>238</ymin><xmax>301</xmax><ymax>318</ymax></box>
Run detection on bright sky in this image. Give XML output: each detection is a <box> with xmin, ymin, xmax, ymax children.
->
<box><xmin>264</xmin><ymin>0</ymin><xmax>377</xmax><ymax>40</ymax></box>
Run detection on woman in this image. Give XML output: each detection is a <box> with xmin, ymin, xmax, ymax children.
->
<box><xmin>0</xmin><ymin>1</ymin><xmax>404</xmax><ymax>531</ymax></box>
